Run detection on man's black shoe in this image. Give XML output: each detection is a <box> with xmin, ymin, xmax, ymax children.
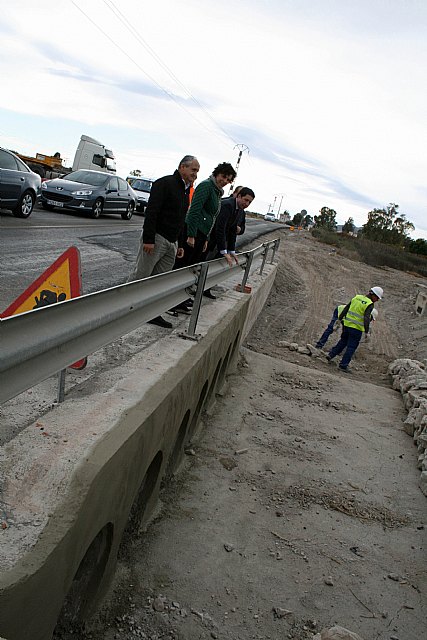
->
<box><xmin>169</xmin><ymin>301</ymin><xmax>192</xmax><ymax>314</ymax></box>
<box><xmin>174</xmin><ymin>304</ymin><xmax>191</xmax><ymax>315</ymax></box>
<box><xmin>147</xmin><ymin>315</ymin><xmax>173</xmax><ymax>328</ymax></box>
<box><xmin>203</xmin><ymin>289</ymin><xmax>216</xmax><ymax>300</ymax></box>
<box><xmin>338</xmin><ymin>365</ymin><xmax>352</xmax><ymax>373</ymax></box>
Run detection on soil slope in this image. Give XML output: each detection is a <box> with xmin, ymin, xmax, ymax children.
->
<box><xmin>55</xmin><ymin>230</ymin><xmax>427</xmax><ymax>640</ymax></box>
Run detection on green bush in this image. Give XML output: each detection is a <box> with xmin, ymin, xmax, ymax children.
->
<box><xmin>310</xmin><ymin>228</ymin><xmax>339</xmax><ymax>245</ymax></box>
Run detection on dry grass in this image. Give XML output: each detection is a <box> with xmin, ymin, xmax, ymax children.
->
<box><xmin>311</xmin><ymin>229</ymin><xmax>427</xmax><ymax>277</ymax></box>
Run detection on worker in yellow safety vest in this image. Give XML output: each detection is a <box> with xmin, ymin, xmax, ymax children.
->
<box><xmin>326</xmin><ymin>286</ymin><xmax>383</xmax><ymax>372</ymax></box>
<box><xmin>315</xmin><ymin>304</ymin><xmax>346</xmax><ymax>349</ymax></box>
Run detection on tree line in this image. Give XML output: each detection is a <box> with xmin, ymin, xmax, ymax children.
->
<box><xmin>290</xmin><ymin>204</ymin><xmax>426</xmax><ymax>256</ymax></box>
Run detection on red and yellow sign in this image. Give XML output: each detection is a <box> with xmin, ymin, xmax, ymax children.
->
<box><xmin>1</xmin><ymin>247</ymin><xmax>87</xmax><ymax>369</ymax></box>
<box><xmin>2</xmin><ymin>247</ymin><xmax>82</xmax><ymax>317</ymax></box>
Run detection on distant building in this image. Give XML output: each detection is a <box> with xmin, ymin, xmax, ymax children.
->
<box><xmin>336</xmin><ymin>224</ymin><xmax>360</xmax><ymax>235</ymax></box>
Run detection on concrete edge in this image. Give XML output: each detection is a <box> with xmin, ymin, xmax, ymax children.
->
<box><xmin>0</xmin><ymin>264</ymin><xmax>276</xmax><ymax>640</ymax></box>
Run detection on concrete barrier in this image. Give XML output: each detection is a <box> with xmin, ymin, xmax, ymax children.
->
<box><xmin>0</xmin><ymin>264</ymin><xmax>276</xmax><ymax>640</ymax></box>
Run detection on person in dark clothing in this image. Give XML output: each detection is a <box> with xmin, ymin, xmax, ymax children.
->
<box><xmin>315</xmin><ymin>304</ymin><xmax>346</xmax><ymax>349</ymax></box>
<box><xmin>196</xmin><ymin>188</ymin><xmax>254</xmax><ymax>300</ymax></box>
<box><xmin>129</xmin><ymin>155</ymin><xmax>200</xmax><ymax>327</ymax></box>
<box><xmin>208</xmin><ymin>187</ymin><xmax>255</xmax><ymax>266</ymax></box>
<box><xmin>230</xmin><ymin>186</ymin><xmax>246</xmax><ymax>235</ymax></box>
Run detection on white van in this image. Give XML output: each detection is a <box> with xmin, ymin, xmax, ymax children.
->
<box><xmin>126</xmin><ymin>176</ymin><xmax>153</xmax><ymax>213</ymax></box>
<box><xmin>72</xmin><ymin>135</ymin><xmax>116</xmax><ymax>174</ymax></box>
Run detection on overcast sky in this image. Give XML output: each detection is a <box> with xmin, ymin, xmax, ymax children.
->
<box><xmin>1</xmin><ymin>0</ymin><xmax>426</xmax><ymax>238</ymax></box>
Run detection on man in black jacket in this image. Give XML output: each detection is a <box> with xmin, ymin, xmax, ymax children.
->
<box><xmin>208</xmin><ymin>187</ymin><xmax>255</xmax><ymax>266</ymax></box>
<box><xmin>129</xmin><ymin>155</ymin><xmax>200</xmax><ymax>327</ymax></box>
<box><xmin>196</xmin><ymin>187</ymin><xmax>255</xmax><ymax>301</ymax></box>
<box><xmin>230</xmin><ymin>186</ymin><xmax>245</xmax><ymax>235</ymax></box>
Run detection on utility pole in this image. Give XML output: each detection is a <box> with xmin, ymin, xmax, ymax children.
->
<box><xmin>228</xmin><ymin>144</ymin><xmax>249</xmax><ymax>195</ymax></box>
<box><xmin>271</xmin><ymin>195</ymin><xmax>278</xmax><ymax>215</ymax></box>
<box><xmin>275</xmin><ymin>193</ymin><xmax>286</xmax><ymax>216</ymax></box>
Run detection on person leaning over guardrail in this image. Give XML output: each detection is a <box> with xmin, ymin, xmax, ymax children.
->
<box><xmin>230</xmin><ymin>186</ymin><xmax>246</xmax><ymax>235</ymax></box>
<box><xmin>208</xmin><ymin>187</ymin><xmax>255</xmax><ymax>265</ymax></box>
<box><xmin>200</xmin><ymin>187</ymin><xmax>255</xmax><ymax>300</ymax></box>
<box><xmin>129</xmin><ymin>155</ymin><xmax>200</xmax><ymax>328</ymax></box>
<box><xmin>171</xmin><ymin>162</ymin><xmax>236</xmax><ymax>313</ymax></box>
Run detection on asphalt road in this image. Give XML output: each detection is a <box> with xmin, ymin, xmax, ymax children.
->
<box><xmin>0</xmin><ymin>205</ymin><xmax>278</xmax><ymax>313</ymax></box>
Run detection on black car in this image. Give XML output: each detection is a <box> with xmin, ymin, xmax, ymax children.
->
<box><xmin>0</xmin><ymin>147</ymin><xmax>41</xmax><ymax>218</ymax></box>
<box><xmin>41</xmin><ymin>170</ymin><xmax>136</xmax><ymax>220</ymax></box>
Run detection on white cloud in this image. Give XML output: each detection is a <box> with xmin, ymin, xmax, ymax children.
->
<box><xmin>1</xmin><ymin>0</ymin><xmax>426</xmax><ymax>238</ymax></box>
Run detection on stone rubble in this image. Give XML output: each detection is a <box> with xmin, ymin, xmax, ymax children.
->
<box><xmin>278</xmin><ymin>340</ymin><xmax>323</xmax><ymax>358</ymax></box>
<box><xmin>388</xmin><ymin>358</ymin><xmax>427</xmax><ymax>496</ymax></box>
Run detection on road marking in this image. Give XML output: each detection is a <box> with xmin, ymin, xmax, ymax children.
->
<box><xmin>1</xmin><ymin>224</ymin><xmax>140</xmax><ymax>229</ymax></box>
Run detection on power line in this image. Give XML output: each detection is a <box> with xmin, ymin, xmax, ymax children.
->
<box><xmin>70</xmin><ymin>0</ymin><xmax>236</xmax><ymax>150</ymax></box>
<box><xmin>103</xmin><ymin>0</ymin><xmax>237</xmax><ymax>147</ymax></box>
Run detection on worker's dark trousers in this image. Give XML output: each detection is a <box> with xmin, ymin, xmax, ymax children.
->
<box><xmin>328</xmin><ymin>326</ymin><xmax>362</xmax><ymax>369</ymax></box>
<box><xmin>316</xmin><ymin>307</ymin><xmax>339</xmax><ymax>348</ymax></box>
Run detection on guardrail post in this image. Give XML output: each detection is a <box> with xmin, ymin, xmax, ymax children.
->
<box><xmin>259</xmin><ymin>244</ymin><xmax>269</xmax><ymax>275</ymax></box>
<box><xmin>186</xmin><ymin>262</ymin><xmax>209</xmax><ymax>337</ymax></box>
<box><xmin>57</xmin><ymin>369</ymin><xmax>66</xmax><ymax>403</ymax></box>
<box><xmin>241</xmin><ymin>253</ymin><xmax>254</xmax><ymax>291</ymax></box>
<box><xmin>270</xmin><ymin>238</ymin><xmax>280</xmax><ymax>264</ymax></box>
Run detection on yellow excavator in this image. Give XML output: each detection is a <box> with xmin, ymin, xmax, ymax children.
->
<box><xmin>13</xmin><ymin>151</ymin><xmax>71</xmax><ymax>179</ymax></box>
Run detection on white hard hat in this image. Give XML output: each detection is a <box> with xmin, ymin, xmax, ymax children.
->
<box><xmin>371</xmin><ymin>308</ymin><xmax>379</xmax><ymax>321</ymax></box>
<box><xmin>370</xmin><ymin>286</ymin><xmax>383</xmax><ymax>300</ymax></box>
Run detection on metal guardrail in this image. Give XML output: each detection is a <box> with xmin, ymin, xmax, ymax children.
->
<box><xmin>0</xmin><ymin>239</ymin><xmax>279</xmax><ymax>404</ymax></box>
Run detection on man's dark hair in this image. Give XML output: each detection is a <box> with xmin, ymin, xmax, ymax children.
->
<box><xmin>238</xmin><ymin>187</ymin><xmax>255</xmax><ymax>199</ymax></box>
<box><xmin>212</xmin><ymin>162</ymin><xmax>237</xmax><ymax>179</ymax></box>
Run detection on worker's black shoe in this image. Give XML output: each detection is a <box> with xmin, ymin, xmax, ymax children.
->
<box><xmin>147</xmin><ymin>315</ymin><xmax>173</xmax><ymax>328</ymax></box>
<box><xmin>326</xmin><ymin>355</ymin><xmax>333</xmax><ymax>363</ymax></box>
<box><xmin>203</xmin><ymin>289</ymin><xmax>216</xmax><ymax>300</ymax></box>
<box><xmin>338</xmin><ymin>365</ymin><xmax>352</xmax><ymax>373</ymax></box>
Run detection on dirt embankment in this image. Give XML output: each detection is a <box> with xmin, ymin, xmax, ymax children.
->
<box><xmin>55</xmin><ymin>231</ymin><xmax>426</xmax><ymax>640</ymax></box>
<box><xmin>246</xmin><ymin>229</ymin><xmax>426</xmax><ymax>381</ymax></box>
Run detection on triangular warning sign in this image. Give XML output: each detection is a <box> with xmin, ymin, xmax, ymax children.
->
<box><xmin>1</xmin><ymin>246</ymin><xmax>82</xmax><ymax>317</ymax></box>
<box><xmin>1</xmin><ymin>246</ymin><xmax>87</xmax><ymax>370</ymax></box>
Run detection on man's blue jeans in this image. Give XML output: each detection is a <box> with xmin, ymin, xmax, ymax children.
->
<box><xmin>316</xmin><ymin>307</ymin><xmax>338</xmax><ymax>348</ymax></box>
<box><xmin>328</xmin><ymin>326</ymin><xmax>362</xmax><ymax>369</ymax></box>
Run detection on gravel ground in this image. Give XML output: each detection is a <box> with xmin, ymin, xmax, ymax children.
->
<box><xmin>50</xmin><ymin>230</ymin><xmax>427</xmax><ymax>640</ymax></box>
